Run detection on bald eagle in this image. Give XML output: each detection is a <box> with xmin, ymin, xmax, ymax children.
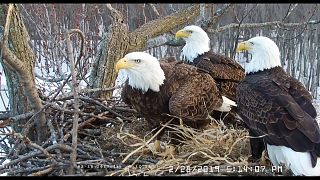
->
<box><xmin>236</xmin><ymin>36</ymin><xmax>320</xmax><ymax>176</ymax></box>
<box><xmin>115</xmin><ymin>52</ymin><xmax>236</xmax><ymax>152</ymax></box>
<box><xmin>175</xmin><ymin>25</ymin><xmax>245</xmax><ymax>101</ymax></box>
<box><xmin>175</xmin><ymin>25</ymin><xmax>245</xmax><ymax>126</ymax></box>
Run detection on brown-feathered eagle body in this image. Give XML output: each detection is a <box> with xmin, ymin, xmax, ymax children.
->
<box><xmin>116</xmin><ymin>52</ymin><xmax>227</xmax><ymax>145</ymax></box>
<box><xmin>191</xmin><ymin>51</ymin><xmax>245</xmax><ymax>101</ymax></box>
<box><xmin>176</xmin><ymin>25</ymin><xmax>245</xmax><ymax>126</ymax></box>
<box><xmin>236</xmin><ymin>36</ymin><xmax>320</xmax><ymax>176</ymax></box>
<box><xmin>176</xmin><ymin>25</ymin><xmax>245</xmax><ymax>101</ymax></box>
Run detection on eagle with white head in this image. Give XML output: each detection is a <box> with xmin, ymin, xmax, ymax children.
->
<box><xmin>115</xmin><ymin>52</ymin><xmax>235</xmax><ymax>154</ymax></box>
<box><xmin>236</xmin><ymin>36</ymin><xmax>320</xmax><ymax>176</ymax></box>
<box><xmin>175</xmin><ymin>25</ymin><xmax>245</xmax><ymax>127</ymax></box>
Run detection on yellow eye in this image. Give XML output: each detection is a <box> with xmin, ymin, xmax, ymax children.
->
<box><xmin>134</xmin><ymin>59</ymin><xmax>141</xmax><ymax>63</ymax></box>
<box><xmin>250</xmin><ymin>42</ymin><xmax>254</xmax><ymax>45</ymax></box>
<box><xmin>186</xmin><ymin>30</ymin><xmax>193</xmax><ymax>33</ymax></box>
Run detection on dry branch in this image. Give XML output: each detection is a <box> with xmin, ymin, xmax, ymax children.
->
<box><xmin>127</xmin><ymin>4</ymin><xmax>201</xmax><ymax>52</ymax></box>
<box><xmin>64</xmin><ymin>28</ymin><xmax>84</xmax><ymax>174</ymax></box>
<box><xmin>207</xmin><ymin>20</ymin><xmax>320</xmax><ymax>34</ymax></box>
<box><xmin>148</xmin><ymin>4</ymin><xmax>160</xmax><ymax>18</ymax></box>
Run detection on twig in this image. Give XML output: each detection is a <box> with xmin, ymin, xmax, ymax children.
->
<box><xmin>54</xmin><ymin>86</ymin><xmax>120</xmax><ymax>101</ymax></box>
<box><xmin>121</xmin><ymin>118</ymin><xmax>173</xmax><ymax>163</ymax></box>
<box><xmin>29</xmin><ymin>166</ymin><xmax>54</xmax><ymax>176</ymax></box>
<box><xmin>201</xmin><ymin>4</ymin><xmax>234</xmax><ymax>30</ymax></box>
<box><xmin>1</xmin><ymin>132</ymin><xmax>52</xmax><ymax>158</ymax></box>
<box><xmin>148</xmin><ymin>4</ymin><xmax>160</xmax><ymax>18</ymax></box>
<box><xmin>65</xmin><ymin>29</ymin><xmax>83</xmax><ymax>174</ymax></box>
<box><xmin>0</xmin><ymin>112</ymin><xmax>33</xmax><ymax>122</ymax></box>
<box><xmin>47</xmin><ymin>118</ymin><xmax>62</xmax><ymax>159</ymax></box>
<box><xmin>79</xmin><ymin>96</ymin><xmax>133</xmax><ymax>122</ymax></box>
<box><xmin>35</xmin><ymin>73</ymin><xmax>68</xmax><ymax>83</ymax></box>
<box><xmin>63</xmin><ymin>111</ymin><xmax>111</xmax><ymax>141</ymax></box>
<box><xmin>232</xmin><ymin>4</ymin><xmax>258</xmax><ymax>58</ymax></box>
<box><xmin>0</xmin><ymin>143</ymin><xmax>72</xmax><ymax>173</ymax></box>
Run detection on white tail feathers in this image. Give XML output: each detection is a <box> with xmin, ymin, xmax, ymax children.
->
<box><xmin>267</xmin><ymin>144</ymin><xmax>320</xmax><ymax>176</ymax></box>
<box><xmin>214</xmin><ymin>96</ymin><xmax>237</xmax><ymax>112</ymax></box>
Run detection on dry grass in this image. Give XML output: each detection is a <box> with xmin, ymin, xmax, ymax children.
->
<box><xmin>98</xmin><ymin>117</ymin><xmax>280</xmax><ymax>176</ymax></box>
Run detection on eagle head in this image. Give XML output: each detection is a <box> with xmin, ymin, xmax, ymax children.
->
<box><xmin>175</xmin><ymin>25</ymin><xmax>210</xmax><ymax>62</ymax></box>
<box><xmin>115</xmin><ymin>52</ymin><xmax>165</xmax><ymax>92</ymax></box>
<box><xmin>236</xmin><ymin>36</ymin><xmax>282</xmax><ymax>74</ymax></box>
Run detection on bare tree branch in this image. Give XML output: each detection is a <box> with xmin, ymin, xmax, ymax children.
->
<box><xmin>231</xmin><ymin>4</ymin><xmax>258</xmax><ymax>58</ymax></box>
<box><xmin>207</xmin><ymin>19</ymin><xmax>320</xmax><ymax>34</ymax></box>
<box><xmin>128</xmin><ymin>4</ymin><xmax>201</xmax><ymax>52</ymax></box>
<box><xmin>146</xmin><ymin>4</ymin><xmax>235</xmax><ymax>49</ymax></box>
<box><xmin>35</xmin><ymin>73</ymin><xmax>68</xmax><ymax>83</ymax></box>
<box><xmin>148</xmin><ymin>4</ymin><xmax>160</xmax><ymax>18</ymax></box>
<box><xmin>282</xmin><ymin>4</ymin><xmax>298</xmax><ymax>22</ymax></box>
<box><xmin>201</xmin><ymin>4</ymin><xmax>234</xmax><ymax>30</ymax></box>
<box><xmin>106</xmin><ymin>4</ymin><xmax>123</xmax><ymax>23</ymax></box>
<box><xmin>65</xmin><ymin>28</ymin><xmax>83</xmax><ymax>175</ymax></box>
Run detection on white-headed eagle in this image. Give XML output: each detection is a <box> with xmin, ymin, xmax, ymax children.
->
<box><xmin>175</xmin><ymin>25</ymin><xmax>245</xmax><ymax>126</ymax></box>
<box><xmin>115</xmin><ymin>52</ymin><xmax>236</xmax><ymax>153</ymax></box>
<box><xmin>236</xmin><ymin>36</ymin><xmax>320</xmax><ymax>176</ymax></box>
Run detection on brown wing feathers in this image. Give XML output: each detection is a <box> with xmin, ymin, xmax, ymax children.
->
<box><xmin>121</xmin><ymin>57</ymin><xmax>222</xmax><ymax>144</ymax></box>
<box><xmin>237</xmin><ymin>67</ymin><xmax>320</xmax><ymax>166</ymax></box>
<box><xmin>190</xmin><ymin>51</ymin><xmax>245</xmax><ymax>101</ymax></box>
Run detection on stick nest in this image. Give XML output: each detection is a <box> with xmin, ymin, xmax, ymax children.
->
<box><xmin>0</xmin><ymin>96</ymin><xmax>284</xmax><ymax>176</ymax></box>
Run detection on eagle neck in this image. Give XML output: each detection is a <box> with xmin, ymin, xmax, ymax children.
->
<box><xmin>181</xmin><ymin>38</ymin><xmax>210</xmax><ymax>63</ymax></box>
<box><xmin>126</xmin><ymin>65</ymin><xmax>165</xmax><ymax>93</ymax></box>
<box><xmin>247</xmin><ymin>66</ymin><xmax>284</xmax><ymax>76</ymax></box>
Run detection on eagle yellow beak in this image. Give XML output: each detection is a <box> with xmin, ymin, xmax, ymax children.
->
<box><xmin>175</xmin><ymin>30</ymin><xmax>190</xmax><ymax>38</ymax></box>
<box><xmin>115</xmin><ymin>58</ymin><xmax>134</xmax><ymax>74</ymax></box>
<box><xmin>236</xmin><ymin>41</ymin><xmax>251</xmax><ymax>53</ymax></box>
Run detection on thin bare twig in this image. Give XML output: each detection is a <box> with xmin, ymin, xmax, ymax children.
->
<box><xmin>148</xmin><ymin>4</ymin><xmax>160</xmax><ymax>18</ymax></box>
<box><xmin>207</xmin><ymin>19</ymin><xmax>320</xmax><ymax>34</ymax></box>
<box><xmin>65</xmin><ymin>29</ymin><xmax>82</xmax><ymax>174</ymax></box>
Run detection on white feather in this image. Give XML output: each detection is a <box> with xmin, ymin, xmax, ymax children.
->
<box><xmin>214</xmin><ymin>96</ymin><xmax>237</xmax><ymax>112</ymax></box>
<box><xmin>180</xmin><ymin>25</ymin><xmax>210</xmax><ymax>62</ymax></box>
<box><xmin>267</xmin><ymin>144</ymin><xmax>320</xmax><ymax>176</ymax></box>
<box><xmin>122</xmin><ymin>52</ymin><xmax>165</xmax><ymax>93</ymax></box>
<box><xmin>245</xmin><ymin>36</ymin><xmax>282</xmax><ymax>74</ymax></box>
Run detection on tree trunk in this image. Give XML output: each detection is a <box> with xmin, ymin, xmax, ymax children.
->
<box><xmin>89</xmin><ymin>4</ymin><xmax>200</xmax><ymax>99</ymax></box>
<box><xmin>0</xmin><ymin>4</ymin><xmax>48</xmax><ymax>143</ymax></box>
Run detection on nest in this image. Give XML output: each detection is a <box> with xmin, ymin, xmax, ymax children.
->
<box><xmin>0</xmin><ymin>95</ymin><xmax>284</xmax><ymax>176</ymax></box>
<box><xmin>98</xmin><ymin>116</ymin><xmax>279</xmax><ymax>176</ymax></box>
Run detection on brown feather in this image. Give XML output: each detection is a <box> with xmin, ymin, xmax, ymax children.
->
<box><xmin>189</xmin><ymin>51</ymin><xmax>245</xmax><ymax>101</ymax></box>
<box><xmin>184</xmin><ymin>51</ymin><xmax>245</xmax><ymax>128</ymax></box>
<box><xmin>121</xmin><ymin>57</ymin><xmax>222</xmax><ymax>144</ymax></box>
<box><xmin>237</xmin><ymin>66</ymin><xmax>320</xmax><ymax>166</ymax></box>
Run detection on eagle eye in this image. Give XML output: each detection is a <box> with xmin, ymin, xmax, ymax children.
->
<box><xmin>134</xmin><ymin>59</ymin><xmax>141</xmax><ymax>63</ymax></box>
<box><xmin>249</xmin><ymin>42</ymin><xmax>254</xmax><ymax>45</ymax></box>
<box><xmin>186</xmin><ymin>30</ymin><xmax>193</xmax><ymax>33</ymax></box>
